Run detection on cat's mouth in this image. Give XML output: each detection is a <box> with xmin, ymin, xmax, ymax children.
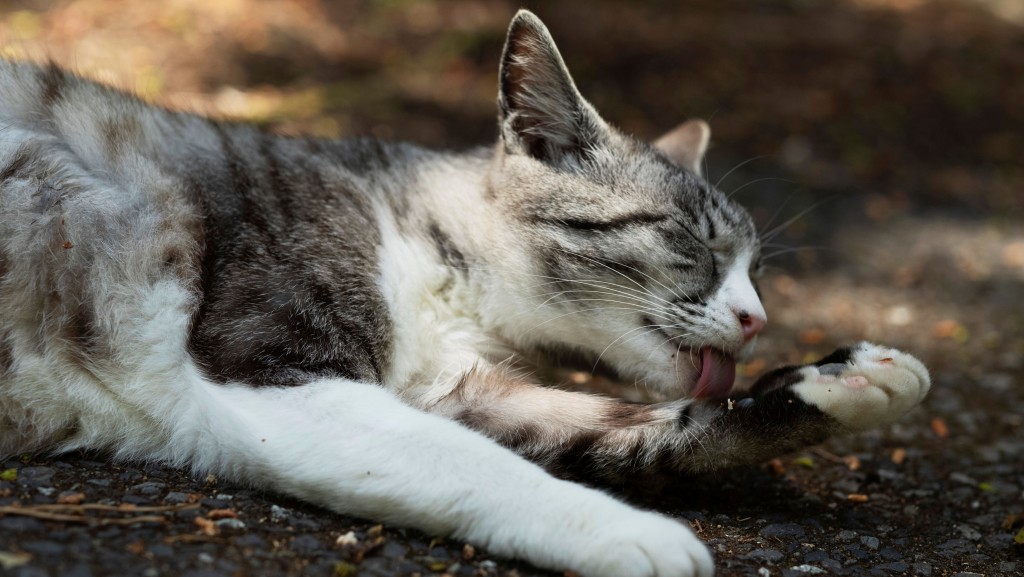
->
<box><xmin>688</xmin><ymin>347</ymin><xmax>736</xmax><ymax>398</ymax></box>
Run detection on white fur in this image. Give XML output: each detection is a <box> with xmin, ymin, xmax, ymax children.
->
<box><xmin>792</xmin><ymin>343</ymin><xmax>931</xmax><ymax>431</ymax></box>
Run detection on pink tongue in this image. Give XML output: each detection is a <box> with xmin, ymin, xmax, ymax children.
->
<box><xmin>693</xmin><ymin>347</ymin><xmax>736</xmax><ymax>399</ymax></box>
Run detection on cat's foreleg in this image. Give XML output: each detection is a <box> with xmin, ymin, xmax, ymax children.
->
<box><xmin>170</xmin><ymin>377</ymin><xmax>713</xmax><ymax>577</ymax></box>
<box><xmin>431</xmin><ymin>343</ymin><xmax>929</xmax><ymax>480</ymax></box>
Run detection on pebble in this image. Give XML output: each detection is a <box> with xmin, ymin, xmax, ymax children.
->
<box><xmin>17</xmin><ymin>467</ymin><xmax>56</xmax><ymax>486</ymax></box>
<box><xmin>270</xmin><ymin>504</ymin><xmax>290</xmax><ymax>522</ymax></box>
<box><xmin>875</xmin><ymin>561</ymin><xmax>910</xmax><ymax>572</ymax></box>
<box><xmin>859</xmin><ymin>535</ymin><xmax>880</xmax><ymax>550</ymax></box>
<box><xmin>742</xmin><ymin>549</ymin><xmax>785</xmax><ymax>563</ymax></box>
<box><xmin>164</xmin><ymin>491</ymin><xmax>190</xmax><ymax>504</ymax></box>
<box><xmin>760</xmin><ymin>523</ymin><xmax>807</xmax><ymax>539</ymax></box>
<box><xmin>215</xmin><ymin>518</ymin><xmax>246</xmax><ymax>532</ymax></box>
<box><xmin>911</xmin><ymin>562</ymin><xmax>932</xmax><ymax>576</ymax></box>
<box><xmin>289</xmin><ymin>534</ymin><xmax>324</xmax><ymax>554</ymax></box>
<box><xmin>955</xmin><ymin>524</ymin><xmax>981</xmax><ymax>540</ymax></box>
<box><xmin>787</xmin><ymin>564</ymin><xmax>827</xmax><ymax>574</ymax></box>
<box><xmin>836</xmin><ymin>530</ymin><xmax>858</xmax><ymax>541</ymax></box>
<box><xmin>132</xmin><ymin>482</ymin><xmax>166</xmax><ymax>495</ymax></box>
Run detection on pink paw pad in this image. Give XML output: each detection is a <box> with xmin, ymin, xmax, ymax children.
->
<box><xmin>841</xmin><ymin>375</ymin><xmax>869</xmax><ymax>389</ymax></box>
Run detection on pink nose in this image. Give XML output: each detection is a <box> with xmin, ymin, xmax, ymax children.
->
<box><xmin>736</xmin><ymin>309</ymin><xmax>766</xmax><ymax>342</ymax></box>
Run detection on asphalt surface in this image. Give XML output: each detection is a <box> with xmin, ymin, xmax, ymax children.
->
<box><xmin>2</xmin><ymin>1</ymin><xmax>1023</xmax><ymax>576</ymax></box>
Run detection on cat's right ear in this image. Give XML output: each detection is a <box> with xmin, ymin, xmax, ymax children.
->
<box><xmin>497</xmin><ymin>10</ymin><xmax>606</xmax><ymax>163</ymax></box>
<box><xmin>654</xmin><ymin>119</ymin><xmax>711</xmax><ymax>177</ymax></box>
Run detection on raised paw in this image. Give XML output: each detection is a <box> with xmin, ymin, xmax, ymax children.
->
<box><xmin>791</xmin><ymin>342</ymin><xmax>930</xmax><ymax>431</ymax></box>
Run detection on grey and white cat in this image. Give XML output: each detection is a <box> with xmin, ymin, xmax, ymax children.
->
<box><xmin>0</xmin><ymin>10</ymin><xmax>929</xmax><ymax>577</ymax></box>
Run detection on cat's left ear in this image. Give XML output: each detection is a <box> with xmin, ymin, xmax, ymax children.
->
<box><xmin>498</xmin><ymin>10</ymin><xmax>607</xmax><ymax>163</ymax></box>
<box><xmin>654</xmin><ymin>119</ymin><xmax>711</xmax><ymax>177</ymax></box>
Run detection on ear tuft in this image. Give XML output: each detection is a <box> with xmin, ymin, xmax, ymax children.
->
<box><xmin>654</xmin><ymin>120</ymin><xmax>711</xmax><ymax>176</ymax></box>
<box><xmin>498</xmin><ymin>10</ymin><xmax>603</xmax><ymax>162</ymax></box>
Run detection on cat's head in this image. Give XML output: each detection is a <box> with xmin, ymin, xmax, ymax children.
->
<box><xmin>483</xmin><ymin>11</ymin><xmax>765</xmax><ymax>400</ymax></box>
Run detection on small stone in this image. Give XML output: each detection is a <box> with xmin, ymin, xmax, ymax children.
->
<box><xmin>876</xmin><ymin>562</ymin><xmax>910</xmax><ymax>573</ymax></box>
<box><xmin>742</xmin><ymin>549</ymin><xmax>786</xmax><ymax>563</ymax></box>
<box><xmin>197</xmin><ymin>552</ymin><xmax>214</xmax><ymax>564</ymax></box>
<box><xmin>949</xmin><ymin>472</ymin><xmax>977</xmax><ymax>486</ymax></box>
<box><xmin>859</xmin><ymin>535</ymin><xmax>880</xmax><ymax>550</ymax></box>
<box><xmin>215</xmin><ymin>518</ymin><xmax>247</xmax><ymax>532</ymax></box>
<box><xmin>336</xmin><ymin>531</ymin><xmax>358</xmax><ymax>547</ymax></box>
<box><xmin>132</xmin><ymin>482</ymin><xmax>166</xmax><ymax>495</ymax></box>
<box><xmin>836</xmin><ymin>530</ymin><xmax>858</xmax><ymax>541</ymax></box>
<box><xmin>760</xmin><ymin>523</ymin><xmax>807</xmax><ymax>539</ymax></box>
<box><xmin>788</xmin><ymin>565</ymin><xmax>827</xmax><ymax>574</ymax></box>
<box><xmin>163</xmin><ymin>492</ymin><xmax>190</xmax><ymax>504</ymax></box>
<box><xmin>758</xmin><ymin>569</ymin><xmax>771</xmax><ymax>577</ymax></box>
<box><xmin>878</xmin><ymin>547</ymin><xmax>902</xmax><ymax>561</ymax></box>
<box><xmin>290</xmin><ymin>534</ymin><xmax>324</xmax><ymax>554</ymax></box>
<box><xmin>17</xmin><ymin>467</ymin><xmax>55</xmax><ymax>486</ymax></box>
<box><xmin>911</xmin><ymin>562</ymin><xmax>932</xmax><ymax>576</ymax></box>
<box><xmin>803</xmin><ymin>550</ymin><xmax>829</xmax><ymax>563</ymax></box>
<box><xmin>955</xmin><ymin>524</ymin><xmax>981</xmax><ymax>540</ymax></box>
<box><xmin>270</xmin><ymin>504</ymin><xmax>289</xmax><ymax>522</ymax></box>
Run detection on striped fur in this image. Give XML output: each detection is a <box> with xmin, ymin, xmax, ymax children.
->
<box><xmin>0</xmin><ymin>11</ymin><xmax>930</xmax><ymax>577</ymax></box>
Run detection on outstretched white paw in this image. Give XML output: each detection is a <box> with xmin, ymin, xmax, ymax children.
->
<box><xmin>792</xmin><ymin>342</ymin><xmax>930</xmax><ymax>431</ymax></box>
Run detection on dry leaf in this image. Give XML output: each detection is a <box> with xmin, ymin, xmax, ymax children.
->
<box><xmin>931</xmin><ymin>418</ymin><xmax>949</xmax><ymax>438</ymax></box>
<box><xmin>890</xmin><ymin>448</ymin><xmax>907</xmax><ymax>465</ymax></box>
<box><xmin>56</xmin><ymin>492</ymin><xmax>85</xmax><ymax>505</ymax></box>
<box><xmin>847</xmin><ymin>493</ymin><xmax>869</xmax><ymax>503</ymax></box>
<box><xmin>206</xmin><ymin>508</ymin><xmax>237</xmax><ymax>520</ymax></box>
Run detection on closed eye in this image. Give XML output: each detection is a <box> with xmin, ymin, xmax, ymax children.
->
<box><xmin>543</xmin><ymin>213</ymin><xmax>668</xmax><ymax>232</ymax></box>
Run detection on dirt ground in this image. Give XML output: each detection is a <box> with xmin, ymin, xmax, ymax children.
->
<box><xmin>1</xmin><ymin>1</ymin><xmax>1022</xmax><ymax>576</ymax></box>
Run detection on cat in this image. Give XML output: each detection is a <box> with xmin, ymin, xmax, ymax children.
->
<box><xmin>0</xmin><ymin>9</ymin><xmax>930</xmax><ymax>577</ymax></box>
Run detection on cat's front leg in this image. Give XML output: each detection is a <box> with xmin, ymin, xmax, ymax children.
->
<box><xmin>673</xmin><ymin>342</ymin><xmax>931</xmax><ymax>472</ymax></box>
<box><xmin>430</xmin><ymin>343</ymin><xmax>929</xmax><ymax>481</ymax></box>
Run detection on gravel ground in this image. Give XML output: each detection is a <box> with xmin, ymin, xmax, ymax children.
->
<box><xmin>2</xmin><ymin>1</ymin><xmax>1023</xmax><ymax>576</ymax></box>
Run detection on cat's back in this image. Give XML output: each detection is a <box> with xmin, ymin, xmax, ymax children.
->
<box><xmin>0</xmin><ymin>59</ymin><xmax>414</xmax><ymax>409</ymax></box>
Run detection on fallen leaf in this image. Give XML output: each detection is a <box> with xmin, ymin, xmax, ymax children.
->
<box><xmin>193</xmin><ymin>516</ymin><xmax>218</xmax><ymax>536</ymax></box>
<box><xmin>793</xmin><ymin>456</ymin><xmax>815</xmax><ymax>469</ymax></box>
<box><xmin>126</xmin><ymin>540</ymin><xmax>145</xmax><ymax>555</ymax></box>
<box><xmin>847</xmin><ymin>493</ymin><xmax>869</xmax><ymax>503</ymax></box>
<box><xmin>931</xmin><ymin>418</ymin><xmax>949</xmax><ymax>438</ymax></box>
<box><xmin>461</xmin><ymin>543</ymin><xmax>475</xmax><ymax>561</ymax></box>
<box><xmin>890</xmin><ymin>448</ymin><xmax>907</xmax><ymax>465</ymax></box>
<box><xmin>1016</xmin><ymin>527</ymin><xmax>1024</xmax><ymax>545</ymax></box>
<box><xmin>766</xmin><ymin>458</ymin><xmax>785</xmax><ymax>475</ymax></box>
<box><xmin>0</xmin><ymin>469</ymin><xmax>16</xmax><ymax>482</ymax></box>
<box><xmin>206</xmin><ymin>508</ymin><xmax>237</xmax><ymax>520</ymax></box>
<box><xmin>0</xmin><ymin>551</ymin><xmax>31</xmax><ymax>570</ymax></box>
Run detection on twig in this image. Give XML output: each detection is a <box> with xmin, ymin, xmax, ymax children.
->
<box><xmin>0</xmin><ymin>502</ymin><xmax>199</xmax><ymax>526</ymax></box>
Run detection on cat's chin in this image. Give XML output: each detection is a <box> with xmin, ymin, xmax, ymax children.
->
<box><xmin>683</xmin><ymin>347</ymin><xmax>737</xmax><ymax>399</ymax></box>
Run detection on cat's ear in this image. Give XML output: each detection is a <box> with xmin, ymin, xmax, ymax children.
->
<box><xmin>654</xmin><ymin>120</ymin><xmax>711</xmax><ymax>176</ymax></box>
<box><xmin>498</xmin><ymin>10</ymin><xmax>605</xmax><ymax>163</ymax></box>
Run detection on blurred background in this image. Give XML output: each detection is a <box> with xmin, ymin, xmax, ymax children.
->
<box><xmin>1</xmin><ymin>1</ymin><xmax>1022</xmax><ymax>575</ymax></box>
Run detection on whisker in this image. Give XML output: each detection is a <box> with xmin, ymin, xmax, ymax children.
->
<box><xmin>714</xmin><ymin>155</ymin><xmax>770</xmax><ymax>190</ymax></box>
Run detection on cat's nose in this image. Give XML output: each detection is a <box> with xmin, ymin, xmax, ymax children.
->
<box><xmin>736</xmin><ymin>309</ymin><xmax>766</xmax><ymax>342</ymax></box>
